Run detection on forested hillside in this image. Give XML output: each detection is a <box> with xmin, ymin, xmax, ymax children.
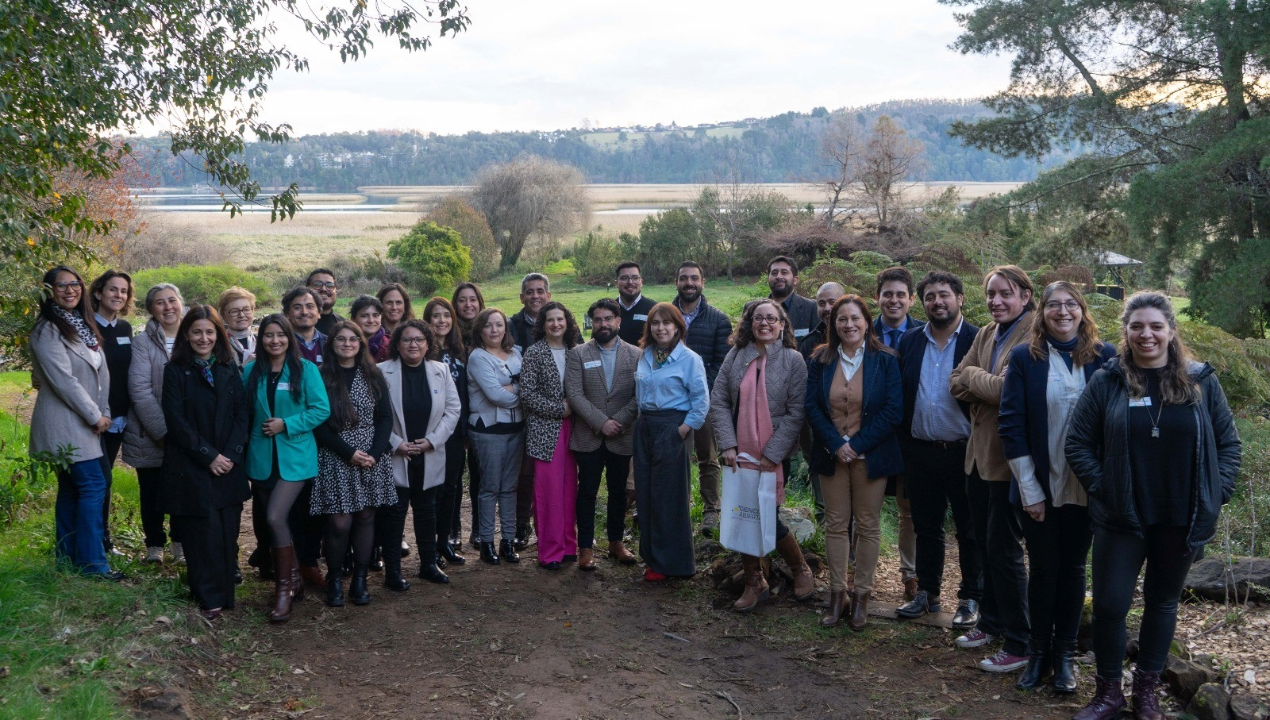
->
<box><xmin>129</xmin><ymin>99</ymin><xmax>1079</xmax><ymax>190</ymax></box>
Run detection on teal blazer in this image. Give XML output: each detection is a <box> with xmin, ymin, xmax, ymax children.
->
<box><xmin>241</xmin><ymin>359</ymin><xmax>330</xmax><ymax>481</ymax></box>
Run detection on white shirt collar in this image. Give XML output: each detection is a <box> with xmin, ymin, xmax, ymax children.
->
<box><xmin>837</xmin><ymin>344</ymin><xmax>864</xmax><ymax>367</ymax></box>
<box><xmin>619</xmin><ymin>294</ymin><xmax>643</xmax><ymax>311</ymax></box>
<box><xmin>94</xmin><ymin>313</ymin><xmax>116</xmax><ymax>328</ymax></box>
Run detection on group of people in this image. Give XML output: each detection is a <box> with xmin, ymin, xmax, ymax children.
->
<box><xmin>29</xmin><ymin>254</ymin><xmax>1241</xmax><ymax>719</ymax></box>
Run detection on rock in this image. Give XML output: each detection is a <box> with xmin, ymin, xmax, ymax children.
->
<box><xmin>778</xmin><ymin>506</ymin><xmax>817</xmax><ymax>544</ymax></box>
<box><xmin>1230</xmin><ymin>693</ymin><xmax>1269</xmax><ymax>720</ymax></box>
<box><xmin>1188</xmin><ymin>683</ymin><xmax>1231</xmax><ymax>720</ymax></box>
<box><xmin>1164</xmin><ymin>655</ymin><xmax>1219</xmax><ymax>703</ymax></box>
<box><xmin>705</xmin><ymin>555</ymin><xmax>743</xmax><ymax>591</ymax></box>
<box><xmin>133</xmin><ymin>686</ymin><xmax>193</xmax><ymax>720</ymax></box>
<box><xmin>1185</xmin><ymin>557</ymin><xmax>1270</xmax><ymax>602</ymax></box>
<box><xmin>695</xmin><ymin>539</ymin><xmax>724</xmax><ymax>559</ymax></box>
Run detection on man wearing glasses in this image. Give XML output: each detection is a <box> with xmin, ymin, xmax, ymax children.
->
<box><xmin>614</xmin><ymin>261</ymin><xmax>655</xmax><ymax>346</ymax></box>
<box><xmin>307</xmin><ymin>268</ymin><xmax>343</xmax><ymax>336</ymax></box>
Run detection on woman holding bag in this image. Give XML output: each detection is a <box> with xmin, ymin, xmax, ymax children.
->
<box><xmin>805</xmin><ymin>295</ymin><xmax>903</xmax><ymax>630</ymax></box>
<box><xmin>712</xmin><ymin>300</ymin><xmax>812</xmax><ymax>611</ymax></box>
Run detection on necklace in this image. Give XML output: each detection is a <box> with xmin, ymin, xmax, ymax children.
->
<box><xmin>1146</xmin><ymin>396</ymin><xmax>1164</xmax><ymax>439</ymax></box>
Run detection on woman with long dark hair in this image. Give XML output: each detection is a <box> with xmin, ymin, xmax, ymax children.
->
<box><xmin>377</xmin><ymin>283</ymin><xmax>414</xmax><ymax>337</ymax></box>
<box><xmin>805</xmin><ymin>295</ymin><xmax>903</xmax><ymax>630</ymax></box>
<box><xmin>712</xmin><ymin>300</ymin><xmax>813</xmax><ymax>610</ymax></box>
<box><xmin>451</xmin><ymin>282</ymin><xmax>486</xmax><ymax>548</ymax></box>
<box><xmin>999</xmin><ymin>281</ymin><xmax>1116</xmax><ymax>692</ymax></box>
<box><xmin>423</xmin><ymin>296</ymin><xmax>469</xmax><ymax>562</ymax></box>
<box><xmin>632</xmin><ymin>302</ymin><xmax>709</xmax><ymax>582</ymax></box>
<box><xmin>161</xmin><ymin>306</ymin><xmax>250</xmax><ymax>619</ymax></box>
<box><xmin>242</xmin><ymin>313</ymin><xmax>330</xmax><ymax>622</ymax></box>
<box><xmin>520</xmin><ymin>301</ymin><xmax>584</xmax><ymax>570</ymax></box>
<box><xmin>88</xmin><ymin>269</ymin><xmax>134</xmax><ymax>555</ymax></box>
<box><xmin>312</xmin><ymin>321</ymin><xmax>397</xmax><ymax>606</ymax></box>
<box><xmin>30</xmin><ymin>266</ymin><xmax>117</xmax><ymax>579</ymax></box>
<box><xmin>376</xmin><ymin>320</ymin><xmax>462</xmax><ymax>588</ymax></box>
<box><xmin>1066</xmin><ymin>292</ymin><xmax>1241</xmax><ymax>720</ymax></box>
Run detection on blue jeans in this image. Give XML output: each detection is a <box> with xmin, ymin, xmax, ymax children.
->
<box><xmin>54</xmin><ymin>459</ymin><xmax>111</xmax><ymax>575</ymax></box>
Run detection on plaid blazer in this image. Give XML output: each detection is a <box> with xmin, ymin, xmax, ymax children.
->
<box><xmin>564</xmin><ymin>338</ymin><xmax>641</xmax><ymax>455</ymax></box>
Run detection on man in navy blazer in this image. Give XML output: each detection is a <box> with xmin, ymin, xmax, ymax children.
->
<box><xmin>893</xmin><ymin>271</ymin><xmax>984</xmax><ymax>629</ymax></box>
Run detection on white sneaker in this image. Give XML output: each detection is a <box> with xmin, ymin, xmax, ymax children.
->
<box><xmin>171</xmin><ymin>542</ymin><xmax>186</xmax><ymax>564</ymax></box>
<box><xmin>955</xmin><ymin>629</ymin><xmax>994</xmax><ymax>648</ymax></box>
<box><xmin>144</xmin><ymin>546</ymin><xmax>164</xmax><ymax>563</ymax></box>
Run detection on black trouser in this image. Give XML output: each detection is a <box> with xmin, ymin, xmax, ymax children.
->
<box><xmin>136</xmin><ymin>466</ymin><xmax>172</xmax><ymax>548</ymax></box>
<box><xmin>575</xmin><ymin>445</ymin><xmax>632</xmax><ymax>548</ymax></box>
<box><xmin>292</xmin><ymin>481</ymin><xmax>324</xmax><ymax>567</ymax></box>
<box><xmin>437</xmin><ymin>434</ymin><xmax>465</xmax><ymax>547</ymax></box>
<box><xmin>966</xmin><ymin>470</ymin><xmax>1030</xmax><ymax>656</ymax></box>
<box><xmin>173</xmin><ymin>504</ymin><xmax>242</xmax><ymax>611</ymax></box>
<box><xmin>904</xmin><ymin>439</ymin><xmax>980</xmax><ymax>601</ymax></box>
<box><xmin>376</xmin><ymin>467</ymin><xmax>438</xmax><ymax>573</ymax></box>
<box><xmin>467</xmin><ymin>446</ymin><xmax>482</xmax><ymax>536</ymax></box>
<box><xmin>99</xmin><ymin>432</ymin><xmax>124</xmax><ymax>549</ymax></box>
<box><xmin>516</xmin><ymin>450</ymin><xmax>535</xmax><ymax>537</ymax></box>
<box><xmin>1092</xmin><ymin>525</ymin><xmax>1197</xmax><ymax>679</ymax></box>
<box><xmin>248</xmin><ymin>481</ymin><xmax>274</xmax><ymax>572</ymax></box>
<box><xmin>1020</xmin><ymin>502</ymin><xmax>1090</xmax><ymax>654</ymax></box>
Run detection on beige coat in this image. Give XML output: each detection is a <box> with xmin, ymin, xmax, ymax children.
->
<box><xmin>949</xmin><ymin>314</ymin><xmax>1033</xmax><ymax>481</ymax></box>
<box><xmin>710</xmin><ymin>343</ymin><xmax>807</xmax><ymax>465</ymax></box>
<box><xmin>29</xmin><ymin>320</ymin><xmax>110</xmax><ymax>463</ymax></box>
<box><xmin>379</xmin><ymin>359</ymin><xmax>461</xmax><ymax>491</ymax></box>
<box><xmin>122</xmin><ymin>320</ymin><xmax>170</xmax><ymax>469</ymax></box>
<box><xmin>565</xmin><ymin>338</ymin><xmax>641</xmax><ymax>455</ymax></box>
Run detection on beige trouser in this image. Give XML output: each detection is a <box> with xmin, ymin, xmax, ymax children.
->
<box><xmin>822</xmin><ymin>459</ymin><xmax>887</xmax><ymax>594</ymax></box>
<box><xmin>896</xmin><ymin>476</ymin><xmax>916</xmax><ymax>580</ymax></box>
<box><xmin>693</xmin><ymin>408</ymin><xmax>721</xmax><ymax>512</ymax></box>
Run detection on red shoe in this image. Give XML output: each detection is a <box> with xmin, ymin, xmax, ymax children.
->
<box><xmin>644</xmin><ymin>568</ymin><xmax>668</xmax><ymax>582</ymax></box>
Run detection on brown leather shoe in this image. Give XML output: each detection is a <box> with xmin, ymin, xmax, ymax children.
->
<box><xmin>298</xmin><ymin>563</ymin><xmax>325</xmax><ymax>590</ymax></box>
<box><xmin>733</xmin><ymin>556</ymin><xmax>771</xmax><ymax>612</ymax></box>
<box><xmin>849</xmin><ymin>591</ymin><xmax>869</xmax><ymax>631</ymax></box>
<box><xmin>578</xmin><ymin>548</ymin><xmax>596</xmax><ymax>571</ymax></box>
<box><xmin>820</xmin><ymin>590</ymin><xmax>848</xmax><ymax>628</ymax></box>
<box><xmin>776</xmin><ymin>534</ymin><xmax>814</xmax><ymax>602</ymax></box>
<box><xmin>269</xmin><ymin>546</ymin><xmax>295</xmax><ymax>623</ymax></box>
<box><xmin>903</xmin><ymin>577</ymin><xmax>918</xmax><ymax>602</ymax></box>
<box><xmin>609</xmin><ymin>540</ymin><xmax>637</xmax><ymax>565</ymax></box>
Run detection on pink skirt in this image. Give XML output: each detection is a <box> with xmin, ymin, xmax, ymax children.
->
<box><xmin>534</xmin><ymin>423</ymin><xmax>578</xmax><ymax>564</ymax></box>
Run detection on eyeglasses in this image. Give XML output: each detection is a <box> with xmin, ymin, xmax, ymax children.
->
<box><xmin>224</xmin><ymin>307</ymin><xmax>253</xmax><ymax>317</ymax></box>
<box><xmin>400</xmin><ymin>337</ymin><xmax>427</xmax><ymax>346</ymax></box>
<box><xmin>52</xmin><ymin>281</ymin><xmax>83</xmax><ymax>290</ymax></box>
<box><xmin>752</xmin><ymin>315</ymin><xmax>783</xmax><ymax>326</ymax></box>
<box><xmin>309</xmin><ymin>281</ymin><xmax>337</xmax><ymax>289</ymax></box>
<box><xmin>333</xmin><ymin>336</ymin><xmax>361</xmax><ymax>344</ymax></box>
<box><xmin>1044</xmin><ymin>301</ymin><xmax>1081</xmax><ymax>312</ymax></box>
<box><xmin>617</xmin><ymin>275</ymin><xmax>642</xmax><ymax>283</ymax></box>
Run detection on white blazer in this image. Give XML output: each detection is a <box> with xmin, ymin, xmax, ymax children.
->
<box><xmin>378</xmin><ymin>358</ymin><xmax>461</xmax><ymax>490</ymax></box>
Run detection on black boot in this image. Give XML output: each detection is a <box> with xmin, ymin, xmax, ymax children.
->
<box><xmin>325</xmin><ymin>571</ymin><xmax>345</xmax><ymax>607</ymax></box>
<box><xmin>369</xmin><ymin>545</ymin><xmax>384</xmax><ymax>572</ymax></box>
<box><xmin>383</xmin><ymin>569</ymin><xmax>409</xmax><ymax>592</ymax></box>
<box><xmin>248</xmin><ymin>546</ymin><xmax>275</xmax><ymax>580</ymax></box>
<box><xmin>1052</xmin><ymin>641</ymin><xmax>1078</xmax><ymax>694</ymax></box>
<box><xmin>349</xmin><ymin>565</ymin><xmax>371</xmax><ymax>605</ymax></box>
<box><xmin>481</xmin><ymin>542</ymin><xmax>500</xmax><ymax>565</ymax></box>
<box><xmin>418</xmin><ymin>563</ymin><xmax>450</xmax><ymax>584</ymax></box>
<box><xmin>499</xmin><ymin>539</ymin><xmax>520</xmax><ymax>563</ymax></box>
<box><xmin>1015</xmin><ymin>645</ymin><xmax>1053</xmax><ymax>690</ymax></box>
<box><xmin>440</xmin><ymin>543</ymin><xmax>467</xmax><ymax>565</ymax></box>
<box><xmin>1073</xmin><ymin>675</ymin><xmax>1126</xmax><ymax>720</ymax></box>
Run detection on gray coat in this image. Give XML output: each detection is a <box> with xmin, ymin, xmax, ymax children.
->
<box><xmin>710</xmin><ymin>343</ymin><xmax>807</xmax><ymax>465</ymax></box>
<box><xmin>29</xmin><ymin>319</ymin><xmax>110</xmax><ymax>463</ymax></box>
<box><xmin>565</xmin><ymin>338</ymin><xmax>640</xmax><ymax>455</ymax></box>
<box><xmin>123</xmin><ymin>319</ymin><xmax>171</xmax><ymax>469</ymax></box>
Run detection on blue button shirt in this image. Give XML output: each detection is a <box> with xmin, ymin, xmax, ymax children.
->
<box><xmin>635</xmin><ymin>342</ymin><xmax>710</xmax><ymax>429</ymax></box>
<box><xmin>912</xmin><ymin>320</ymin><xmax>972</xmax><ymax>442</ymax></box>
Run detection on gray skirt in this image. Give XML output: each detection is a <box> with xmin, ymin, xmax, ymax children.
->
<box><xmin>632</xmin><ymin>409</ymin><xmax>696</xmax><ymax>577</ymax></box>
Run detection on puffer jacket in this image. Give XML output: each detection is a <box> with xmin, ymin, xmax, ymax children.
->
<box><xmin>122</xmin><ymin>319</ymin><xmax>171</xmax><ymax>468</ymax></box>
<box><xmin>1064</xmin><ymin>358</ymin><xmax>1242</xmax><ymax>549</ymax></box>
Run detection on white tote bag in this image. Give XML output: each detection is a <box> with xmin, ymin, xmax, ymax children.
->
<box><xmin>719</xmin><ymin>453</ymin><xmax>777</xmax><ymax>556</ymax></box>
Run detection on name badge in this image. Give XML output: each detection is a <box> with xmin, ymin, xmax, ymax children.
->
<box><xmin>1128</xmin><ymin>397</ymin><xmax>1152</xmax><ymax>408</ymax></box>
<box><xmin>277</xmin><ymin>382</ymin><xmax>290</xmax><ymax>391</ymax></box>
<box><xmin>116</xmin><ymin>336</ymin><xmax>131</xmax><ymax>345</ymax></box>
<box><xmin>794</xmin><ymin>328</ymin><xmax>809</xmax><ymax>338</ymax></box>
<box><xmin>633</xmin><ymin>314</ymin><xmax>648</xmax><ymax>322</ymax></box>
<box><xmin>583</xmin><ymin>360</ymin><xmax>602</xmax><ymax>369</ymax></box>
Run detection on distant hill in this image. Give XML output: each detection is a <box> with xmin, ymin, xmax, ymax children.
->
<box><xmin>128</xmin><ymin>99</ymin><xmax>1077</xmax><ymax>191</ymax></box>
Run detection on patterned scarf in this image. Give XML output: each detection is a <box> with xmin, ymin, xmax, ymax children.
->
<box><xmin>193</xmin><ymin>356</ymin><xmax>216</xmax><ymax>387</ymax></box>
<box><xmin>53</xmin><ymin>306</ymin><xmax>99</xmax><ymax>350</ymax></box>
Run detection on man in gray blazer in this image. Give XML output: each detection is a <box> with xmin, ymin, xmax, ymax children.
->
<box><xmin>565</xmin><ymin>299</ymin><xmax>641</xmax><ymax>570</ymax></box>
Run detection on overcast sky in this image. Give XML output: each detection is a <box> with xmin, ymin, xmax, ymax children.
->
<box><xmin>254</xmin><ymin>0</ymin><xmax>1014</xmax><ymax>136</ymax></box>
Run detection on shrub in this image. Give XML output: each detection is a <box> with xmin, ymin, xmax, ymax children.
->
<box><xmin>634</xmin><ymin>208</ymin><xmax>703</xmax><ymax>284</ymax></box>
<box><xmin>132</xmin><ymin>264</ymin><xmax>277</xmax><ymax>309</ymax></box>
<box><xmin>387</xmin><ymin>221</ymin><xmax>471</xmax><ymax>297</ymax></box>
<box><xmin>120</xmin><ymin>215</ymin><xmax>230</xmax><ymax>272</ymax></box>
<box><xmin>570</xmin><ymin>232</ymin><xmax>627</xmax><ymax>285</ymax></box>
<box><xmin>425</xmin><ymin>198</ymin><xmax>500</xmax><ymax>281</ymax></box>
<box><xmin>320</xmin><ymin>251</ymin><xmax>411</xmax><ymax>297</ymax></box>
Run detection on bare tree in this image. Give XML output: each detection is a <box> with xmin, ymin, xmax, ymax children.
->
<box><xmin>819</xmin><ymin>114</ymin><xmax>862</xmax><ymax>228</ymax></box>
<box><xmin>853</xmin><ymin>115</ymin><xmax>925</xmax><ymax>228</ymax></box>
<box><xmin>469</xmin><ymin>156</ymin><xmax>590</xmax><ymax>271</ymax></box>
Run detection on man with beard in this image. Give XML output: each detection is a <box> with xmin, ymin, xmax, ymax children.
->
<box><xmin>283</xmin><ymin>286</ymin><xmax>326</xmax><ymax>366</ymax></box>
<box><xmin>671</xmin><ymin>261</ymin><xmax>731</xmax><ymax>536</ymax></box>
<box><xmin>894</xmin><ymin>271</ymin><xmax>983</xmax><ymax>629</ymax></box>
<box><xmin>766</xmin><ymin>256</ymin><xmax>818</xmax><ymax>340</ymax></box>
<box><xmin>565</xmin><ymin>299</ymin><xmax>641</xmax><ymax>569</ymax></box>
<box><xmin>615</xmin><ymin>261</ymin><xmax>655</xmax><ymax>346</ymax></box>
<box><xmin>307</xmin><ymin>269</ymin><xmax>343</xmax><ymax>336</ymax></box>
<box><xmin>510</xmin><ymin>273</ymin><xmax>551</xmax><ymax>352</ymax></box>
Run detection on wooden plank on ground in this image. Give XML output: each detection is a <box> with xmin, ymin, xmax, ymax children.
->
<box><xmin>868</xmin><ymin>601</ymin><xmax>956</xmax><ymax>629</ymax></box>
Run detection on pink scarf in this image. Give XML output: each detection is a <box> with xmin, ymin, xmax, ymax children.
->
<box><xmin>736</xmin><ymin>351</ymin><xmax>785</xmax><ymax>504</ymax></box>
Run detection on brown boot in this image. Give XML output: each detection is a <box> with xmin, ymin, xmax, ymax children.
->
<box><xmin>847</xmin><ymin>570</ymin><xmax>855</xmax><ymax>594</ymax></box>
<box><xmin>269</xmin><ymin>546</ymin><xmax>296</xmax><ymax>623</ymax></box>
<box><xmin>1131</xmin><ymin>668</ymin><xmax>1164</xmax><ymax>720</ymax></box>
<box><xmin>1074</xmin><ymin>675</ymin><xmax>1126</xmax><ymax>720</ymax></box>
<box><xmin>903</xmin><ymin>577</ymin><xmax>918</xmax><ymax>602</ymax></box>
<box><xmin>609</xmin><ymin>540</ymin><xmax>637</xmax><ymax>565</ymax></box>
<box><xmin>578</xmin><ymin>548</ymin><xmax>596</xmax><ymax>571</ymax></box>
<box><xmin>820</xmin><ymin>590</ymin><xmax>849</xmax><ymax>628</ymax></box>
<box><xmin>733</xmin><ymin>555</ymin><xmax>771</xmax><ymax>612</ymax></box>
<box><xmin>776</xmin><ymin>534</ymin><xmax>814</xmax><ymax>601</ymax></box>
<box><xmin>849</xmin><ymin>591</ymin><xmax>869</xmax><ymax>631</ymax></box>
